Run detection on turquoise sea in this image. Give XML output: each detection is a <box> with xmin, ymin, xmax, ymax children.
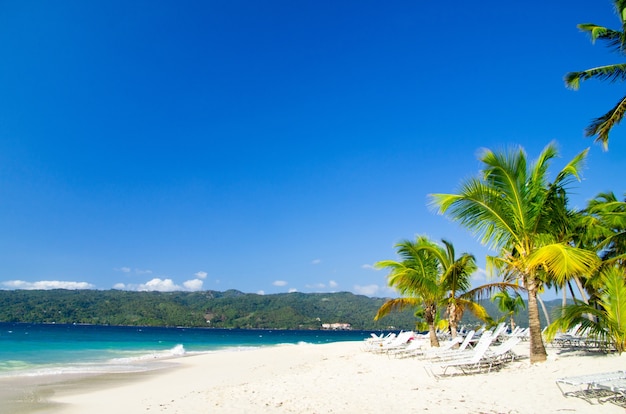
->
<box><xmin>0</xmin><ymin>322</ymin><xmax>379</xmax><ymax>378</ymax></box>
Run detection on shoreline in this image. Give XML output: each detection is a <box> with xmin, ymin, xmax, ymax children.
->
<box><xmin>6</xmin><ymin>341</ymin><xmax>626</xmax><ymax>413</ymax></box>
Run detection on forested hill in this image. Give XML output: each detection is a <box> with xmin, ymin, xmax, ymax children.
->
<box><xmin>0</xmin><ymin>289</ymin><xmax>419</xmax><ymax>330</ymax></box>
<box><xmin>0</xmin><ymin>289</ymin><xmax>560</xmax><ymax>330</ymax></box>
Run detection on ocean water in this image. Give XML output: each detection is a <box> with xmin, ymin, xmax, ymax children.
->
<box><xmin>0</xmin><ymin>322</ymin><xmax>378</xmax><ymax>378</ymax></box>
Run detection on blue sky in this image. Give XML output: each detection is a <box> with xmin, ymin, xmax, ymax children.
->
<box><xmin>0</xmin><ymin>1</ymin><xmax>624</xmax><ymax>299</ymax></box>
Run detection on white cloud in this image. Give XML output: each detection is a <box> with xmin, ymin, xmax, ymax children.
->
<box><xmin>1</xmin><ymin>280</ymin><xmax>95</xmax><ymax>290</ymax></box>
<box><xmin>114</xmin><ymin>277</ymin><xmax>203</xmax><ymax>292</ymax></box>
<box><xmin>329</xmin><ymin>280</ymin><xmax>338</xmax><ymax>288</ymax></box>
<box><xmin>183</xmin><ymin>279</ymin><xmax>203</xmax><ymax>291</ymax></box>
<box><xmin>361</xmin><ymin>264</ymin><xmax>378</xmax><ymax>271</ymax></box>
<box><xmin>311</xmin><ymin>259</ymin><xmax>321</xmax><ymax>265</ymax></box>
<box><xmin>138</xmin><ymin>278</ymin><xmax>180</xmax><ymax>292</ymax></box>
<box><xmin>273</xmin><ymin>280</ymin><xmax>288</xmax><ymax>287</ymax></box>
<box><xmin>353</xmin><ymin>284</ymin><xmax>380</xmax><ymax>296</ymax></box>
<box><xmin>194</xmin><ymin>271</ymin><xmax>208</xmax><ymax>279</ymax></box>
<box><xmin>472</xmin><ymin>268</ymin><xmax>488</xmax><ymax>283</ymax></box>
<box><xmin>257</xmin><ymin>290</ymin><xmax>265</xmax><ymax>295</ymax></box>
<box><xmin>288</xmin><ymin>288</ymin><xmax>298</xmax><ymax>293</ymax></box>
<box><xmin>115</xmin><ymin>267</ymin><xmax>152</xmax><ymax>275</ymax></box>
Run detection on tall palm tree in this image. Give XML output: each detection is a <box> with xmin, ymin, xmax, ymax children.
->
<box><xmin>565</xmin><ymin>0</ymin><xmax>626</xmax><ymax>149</ymax></box>
<box><xmin>430</xmin><ymin>142</ymin><xmax>600</xmax><ymax>363</ymax></box>
<box><xmin>374</xmin><ymin>236</ymin><xmax>443</xmax><ymax>347</ymax></box>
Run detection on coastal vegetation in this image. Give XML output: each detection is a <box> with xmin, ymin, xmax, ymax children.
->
<box><xmin>431</xmin><ymin>143</ymin><xmax>600</xmax><ymax>363</ymax></box>
<box><xmin>0</xmin><ymin>288</ymin><xmax>557</xmax><ymax>330</ymax></box>
<box><xmin>374</xmin><ymin>237</ymin><xmax>518</xmax><ymax>346</ymax></box>
<box><xmin>374</xmin><ymin>141</ymin><xmax>624</xmax><ymax>362</ymax></box>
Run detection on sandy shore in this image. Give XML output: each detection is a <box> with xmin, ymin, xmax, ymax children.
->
<box><xmin>11</xmin><ymin>341</ymin><xmax>626</xmax><ymax>413</ymax></box>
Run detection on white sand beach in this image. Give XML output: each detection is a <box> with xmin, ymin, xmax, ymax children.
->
<box><xmin>32</xmin><ymin>341</ymin><xmax>626</xmax><ymax>413</ymax></box>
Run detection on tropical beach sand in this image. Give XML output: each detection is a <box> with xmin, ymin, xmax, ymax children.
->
<box><xmin>17</xmin><ymin>341</ymin><xmax>626</xmax><ymax>413</ymax></box>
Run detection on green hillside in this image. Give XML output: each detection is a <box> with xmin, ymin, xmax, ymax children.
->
<box><xmin>0</xmin><ymin>289</ymin><xmax>563</xmax><ymax>330</ymax></box>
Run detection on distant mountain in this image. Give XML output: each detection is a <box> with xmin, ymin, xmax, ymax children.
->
<box><xmin>0</xmin><ymin>289</ymin><xmax>564</xmax><ymax>330</ymax></box>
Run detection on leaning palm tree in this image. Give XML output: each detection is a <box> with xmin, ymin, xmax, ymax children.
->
<box><xmin>565</xmin><ymin>0</ymin><xmax>626</xmax><ymax>149</ymax></box>
<box><xmin>374</xmin><ymin>236</ymin><xmax>444</xmax><ymax>347</ymax></box>
<box><xmin>430</xmin><ymin>142</ymin><xmax>600</xmax><ymax>363</ymax></box>
<box><xmin>545</xmin><ymin>266</ymin><xmax>626</xmax><ymax>354</ymax></box>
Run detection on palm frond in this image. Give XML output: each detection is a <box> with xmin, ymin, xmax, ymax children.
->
<box><xmin>457</xmin><ymin>299</ymin><xmax>490</xmax><ymax>322</ymax></box>
<box><xmin>597</xmin><ymin>267</ymin><xmax>626</xmax><ymax>342</ymax></box>
<box><xmin>430</xmin><ymin>181</ymin><xmax>521</xmax><ymax>251</ymax></box>
<box><xmin>577</xmin><ymin>23</ymin><xmax>625</xmax><ymax>51</ymax></box>
<box><xmin>585</xmin><ymin>95</ymin><xmax>626</xmax><ymax>150</ymax></box>
<box><xmin>553</xmin><ymin>148</ymin><xmax>588</xmax><ymax>188</ymax></box>
<box><xmin>374</xmin><ymin>297</ymin><xmax>421</xmax><ymax>320</ymax></box>
<box><xmin>564</xmin><ymin>64</ymin><xmax>626</xmax><ymax>90</ymax></box>
<box><xmin>462</xmin><ymin>282</ymin><xmax>524</xmax><ymax>302</ymax></box>
<box><xmin>526</xmin><ymin>243</ymin><xmax>600</xmax><ymax>284</ymax></box>
<box><xmin>545</xmin><ymin>267</ymin><xmax>626</xmax><ymax>352</ymax></box>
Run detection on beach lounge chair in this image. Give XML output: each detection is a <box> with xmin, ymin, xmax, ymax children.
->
<box><xmin>556</xmin><ymin>370</ymin><xmax>626</xmax><ymax>403</ymax></box>
<box><xmin>407</xmin><ymin>336</ymin><xmax>465</xmax><ymax>360</ymax></box>
<box><xmin>362</xmin><ymin>332</ymin><xmax>396</xmax><ymax>351</ymax></box>
<box><xmin>424</xmin><ymin>331</ymin><xmax>494</xmax><ymax>379</ymax></box>
<box><xmin>483</xmin><ymin>336</ymin><xmax>521</xmax><ymax>365</ymax></box>
<box><xmin>592</xmin><ymin>378</ymin><xmax>626</xmax><ymax>407</ymax></box>
<box><xmin>421</xmin><ymin>331</ymin><xmax>475</xmax><ymax>361</ymax></box>
<box><xmin>372</xmin><ymin>331</ymin><xmax>415</xmax><ymax>354</ymax></box>
<box><xmin>387</xmin><ymin>336</ymin><xmax>428</xmax><ymax>358</ymax></box>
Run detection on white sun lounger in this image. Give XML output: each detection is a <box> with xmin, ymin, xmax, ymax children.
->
<box><xmin>556</xmin><ymin>370</ymin><xmax>626</xmax><ymax>403</ymax></box>
<box><xmin>424</xmin><ymin>331</ymin><xmax>494</xmax><ymax>379</ymax></box>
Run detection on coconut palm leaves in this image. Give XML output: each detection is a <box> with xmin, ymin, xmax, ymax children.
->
<box><xmin>580</xmin><ymin>192</ymin><xmax>626</xmax><ymax>267</ymax></box>
<box><xmin>545</xmin><ymin>267</ymin><xmax>626</xmax><ymax>353</ymax></box>
<box><xmin>565</xmin><ymin>1</ymin><xmax>626</xmax><ymax>149</ymax></box>
<box><xmin>430</xmin><ymin>142</ymin><xmax>600</xmax><ymax>363</ymax></box>
<box><xmin>375</xmin><ymin>236</ymin><xmax>511</xmax><ymax>346</ymax></box>
<box><xmin>375</xmin><ymin>236</ymin><xmax>443</xmax><ymax>347</ymax></box>
<box><xmin>491</xmin><ymin>290</ymin><xmax>526</xmax><ymax>331</ymax></box>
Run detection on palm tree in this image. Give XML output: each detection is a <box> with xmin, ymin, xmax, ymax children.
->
<box><xmin>565</xmin><ymin>0</ymin><xmax>626</xmax><ymax>149</ymax></box>
<box><xmin>430</xmin><ymin>142</ymin><xmax>600</xmax><ymax>363</ymax></box>
<box><xmin>545</xmin><ymin>267</ymin><xmax>626</xmax><ymax>353</ymax></box>
<box><xmin>427</xmin><ymin>239</ymin><xmax>479</xmax><ymax>339</ymax></box>
<box><xmin>416</xmin><ymin>238</ymin><xmax>517</xmax><ymax>339</ymax></box>
<box><xmin>375</xmin><ymin>236</ymin><xmax>514</xmax><ymax>344</ymax></box>
<box><xmin>491</xmin><ymin>290</ymin><xmax>526</xmax><ymax>331</ymax></box>
<box><xmin>580</xmin><ymin>192</ymin><xmax>626</xmax><ymax>268</ymax></box>
<box><xmin>374</xmin><ymin>236</ymin><xmax>443</xmax><ymax>347</ymax></box>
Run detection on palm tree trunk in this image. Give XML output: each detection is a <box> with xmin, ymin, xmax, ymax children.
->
<box><xmin>428</xmin><ymin>323</ymin><xmax>439</xmax><ymax>347</ymax></box>
<box><xmin>447</xmin><ymin>302</ymin><xmax>459</xmax><ymax>339</ymax></box>
<box><xmin>526</xmin><ymin>277</ymin><xmax>547</xmax><ymax>363</ymax></box>
<box><xmin>567</xmin><ymin>281</ymin><xmax>577</xmax><ymax>302</ymax></box>
<box><xmin>573</xmin><ymin>276</ymin><xmax>589</xmax><ymax>304</ymax></box>
<box><xmin>426</xmin><ymin>304</ymin><xmax>440</xmax><ymax>347</ymax></box>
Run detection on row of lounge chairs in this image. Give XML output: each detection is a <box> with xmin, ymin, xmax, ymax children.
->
<box><xmin>363</xmin><ymin>323</ymin><xmax>521</xmax><ymax>379</ymax></box>
<box><xmin>556</xmin><ymin>370</ymin><xmax>626</xmax><ymax>407</ymax></box>
<box><xmin>425</xmin><ymin>330</ymin><xmax>521</xmax><ymax>379</ymax></box>
<box><xmin>549</xmin><ymin>323</ymin><xmax>614</xmax><ymax>352</ymax></box>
